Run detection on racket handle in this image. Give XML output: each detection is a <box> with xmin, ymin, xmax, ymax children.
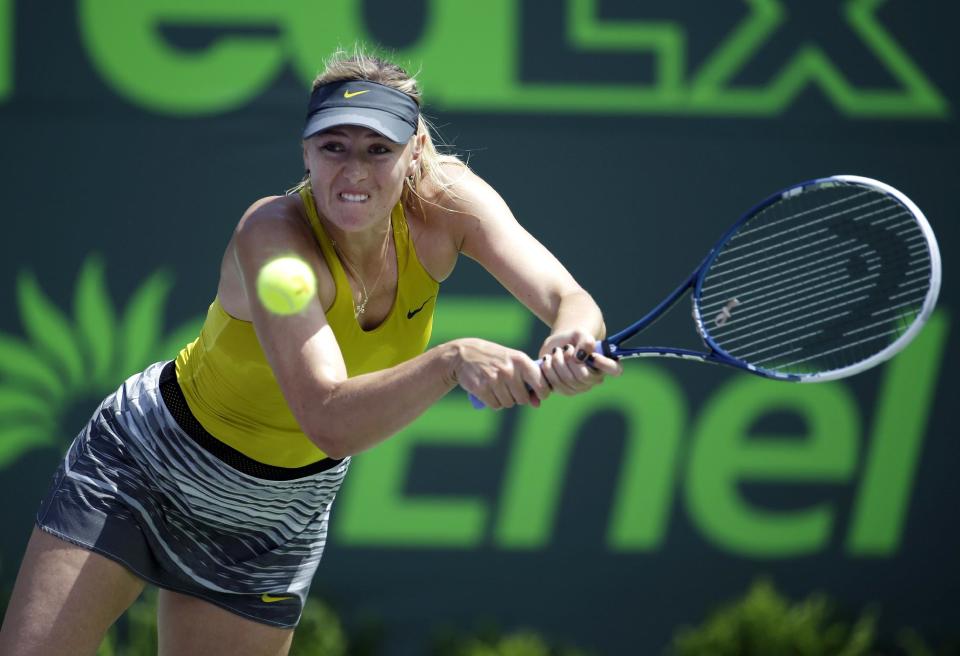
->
<box><xmin>596</xmin><ymin>339</ymin><xmax>616</xmax><ymax>359</ymax></box>
<box><xmin>467</xmin><ymin>344</ymin><xmax>609</xmax><ymax>409</ymax></box>
<box><xmin>467</xmin><ymin>354</ymin><xmax>538</xmax><ymax>410</ymax></box>
<box><xmin>468</xmin><ymin>387</ymin><xmax>534</xmax><ymax>410</ymax></box>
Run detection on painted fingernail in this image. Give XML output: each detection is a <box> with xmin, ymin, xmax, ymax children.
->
<box><xmin>553</xmin><ymin>347</ymin><xmax>560</xmax><ymax>353</ymax></box>
<box><xmin>576</xmin><ymin>350</ymin><xmax>587</xmax><ymax>361</ymax></box>
<box><xmin>586</xmin><ymin>354</ymin><xmax>595</xmax><ymax>366</ymax></box>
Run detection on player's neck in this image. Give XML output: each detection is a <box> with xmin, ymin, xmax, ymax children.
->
<box><xmin>327</xmin><ymin>217</ymin><xmax>393</xmax><ymax>276</ymax></box>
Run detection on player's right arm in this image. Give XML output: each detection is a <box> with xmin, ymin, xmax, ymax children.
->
<box><xmin>226</xmin><ymin>198</ymin><xmax>548</xmax><ymax>459</ymax></box>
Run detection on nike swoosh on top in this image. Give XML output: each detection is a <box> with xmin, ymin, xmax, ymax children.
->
<box><xmin>407</xmin><ymin>296</ymin><xmax>434</xmax><ymax>319</ymax></box>
<box><xmin>343</xmin><ymin>90</ymin><xmax>370</xmax><ymax>98</ymax></box>
<box><xmin>261</xmin><ymin>593</ymin><xmax>294</xmax><ymax>603</ymax></box>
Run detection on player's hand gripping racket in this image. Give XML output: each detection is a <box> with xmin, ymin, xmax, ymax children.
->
<box><xmin>469</xmin><ymin>175</ymin><xmax>941</xmax><ymax>408</ymax></box>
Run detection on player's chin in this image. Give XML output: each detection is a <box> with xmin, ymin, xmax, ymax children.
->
<box><xmin>334</xmin><ymin>204</ymin><xmax>373</xmax><ymax>223</ymax></box>
<box><xmin>345</xmin><ymin>206</ymin><xmax>394</xmax><ymax>229</ymax></box>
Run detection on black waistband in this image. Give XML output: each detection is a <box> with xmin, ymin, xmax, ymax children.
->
<box><xmin>158</xmin><ymin>361</ymin><xmax>343</xmax><ymax>481</ymax></box>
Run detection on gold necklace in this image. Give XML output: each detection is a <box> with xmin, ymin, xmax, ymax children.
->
<box><xmin>331</xmin><ymin>218</ymin><xmax>392</xmax><ymax>318</ymax></box>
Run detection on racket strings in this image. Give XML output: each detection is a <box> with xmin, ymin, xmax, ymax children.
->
<box><xmin>705</xmin><ymin>255</ymin><xmax>872</xmax><ymax>317</ymax></box>
<box><xmin>700</xmin><ymin>203</ymin><xmax>909</xmax><ymax>288</ymax></box>
<box><xmin>701</xmin><ymin>242</ymin><xmax>870</xmax><ymax>305</ymax></box>
<box><xmin>729</xmin><ymin>277</ymin><xmax>927</xmax><ymax>370</ymax></box>
<box><xmin>698</xmin><ymin>183</ymin><xmax>933</xmax><ymax>376</ymax></box>
<box><xmin>700</xmin><ymin>238</ymin><xmax>927</xmax><ymax>314</ymax></box>
<box><xmin>719</xmin><ymin>195</ymin><xmax>893</xmax><ymax>256</ymax></box>
<box><xmin>717</xmin><ymin>280</ymin><xmax>878</xmax><ymax>346</ymax></box>
<box><xmin>707</xmin><ymin>248</ymin><xmax>921</xmax><ymax>331</ymax></box>
<box><xmin>731</xmin><ymin>190</ymin><xmax>873</xmax><ymax>239</ymax></box>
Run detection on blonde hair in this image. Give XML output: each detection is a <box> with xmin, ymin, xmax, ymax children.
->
<box><xmin>293</xmin><ymin>45</ymin><xmax>467</xmax><ymax>209</ymax></box>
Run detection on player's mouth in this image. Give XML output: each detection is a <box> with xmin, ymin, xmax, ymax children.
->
<box><xmin>338</xmin><ymin>192</ymin><xmax>369</xmax><ymax>203</ymax></box>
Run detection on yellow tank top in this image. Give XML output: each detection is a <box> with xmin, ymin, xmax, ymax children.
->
<box><xmin>174</xmin><ymin>187</ymin><xmax>440</xmax><ymax>467</ymax></box>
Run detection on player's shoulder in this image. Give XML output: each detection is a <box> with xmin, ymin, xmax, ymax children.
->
<box><xmin>238</xmin><ymin>194</ymin><xmax>301</xmax><ymax>225</ymax></box>
<box><xmin>229</xmin><ymin>194</ymin><xmax>320</xmax><ymax>271</ymax></box>
<box><xmin>235</xmin><ymin>194</ymin><xmax>309</xmax><ymax>240</ymax></box>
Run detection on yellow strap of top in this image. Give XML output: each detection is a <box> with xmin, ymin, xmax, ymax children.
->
<box><xmin>173</xmin><ymin>188</ymin><xmax>439</xmax><ymax>468</ymax></box>
<box><xmin>297</xmin><ymin>185</ymin><xmax>438</xmax><ymax>369</ymax></box>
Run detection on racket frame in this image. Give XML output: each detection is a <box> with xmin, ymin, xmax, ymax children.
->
<box><xmin>598</xmin><ymin>175</ymin><xmax>941</xmax><ymax>383</ymax></box>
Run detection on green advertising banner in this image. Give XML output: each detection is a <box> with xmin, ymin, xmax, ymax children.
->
<box><xmin>1</xmin><ymin>1</ymin><xmax>957</xmax><ymax>653</ymax></box>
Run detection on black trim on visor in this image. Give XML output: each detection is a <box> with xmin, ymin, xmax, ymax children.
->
<box><xmin>302</xmin><ymin>80</ymin><xmax>419</xmax><ymax>143</ymax></box>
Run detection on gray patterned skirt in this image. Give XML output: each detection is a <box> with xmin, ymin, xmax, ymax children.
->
<box><xmin>36</xmin><ymin>360</ymin><xmax>349</xmax><ymax>628</ymax></box>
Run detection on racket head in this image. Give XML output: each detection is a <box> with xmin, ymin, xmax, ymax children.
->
<box><xmin>692</xmin><ymin>175</ymin><xmax>941</xmax><ymax>382</ymax></box>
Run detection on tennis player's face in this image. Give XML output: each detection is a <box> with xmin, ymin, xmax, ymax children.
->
<box><xmin>303</xmin><ymin>126</ymin><xmax>415</xmax><ymax>233</ymax></box>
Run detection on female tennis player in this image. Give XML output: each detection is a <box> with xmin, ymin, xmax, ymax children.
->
<box><xmin>0</xmin><ymin>49</ymin><xmax>620</xmax><ymax>655</ymax></box>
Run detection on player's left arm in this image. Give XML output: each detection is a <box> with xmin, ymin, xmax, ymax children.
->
<box><xmin>437</xmin><ymin>168</ymin><xmax>621</xmax><ymax>393</ymax></box>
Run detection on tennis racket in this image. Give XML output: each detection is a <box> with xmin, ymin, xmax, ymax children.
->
<box><xmin>469</xmin><ymin>175</ymin><xmax>941</xmax><ymax>408</ymax></box>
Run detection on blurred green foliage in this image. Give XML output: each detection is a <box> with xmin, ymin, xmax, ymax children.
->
<box><xmin>290</xmin><ymin>597</ymin><xmax>349</xmax><ymax>656</ymax></box>
<box><xmin>85</xmin><ymin>589</ymin><xmax>591</xmax><ymax>656</ymax></box>
<box><xmin>430</xmin><ymin>624</ymin><xmax>592</xmax><ymax>656</ymax></box>
<box><xmin>666</xmin><ymin>578</ymin><xmax>960</xmax><ymax>656</ymax></box>
<box><xmin>669</xmin><ymin>579</ymin><xmax>877</xmax><ymax>656</ymax></box>
<box><xmin>36</xmin><ymin>579</ymin><xmax>947</xmax><ymax>656</ymax></box>
<box><xmin>96</xmin><ymin>588</ymin><xmax>158</xmax><ymax>656</ymax></box>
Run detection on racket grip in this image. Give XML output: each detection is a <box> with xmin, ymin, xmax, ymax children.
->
<box><xmin>467</xmin><ymin>345</ymin><xmax>609</xmax><ymax>409</ymax></box>
<box><xmin>596</xmin><ymin>339</ymin><xmax>616</xmax><ymax>359</ymax></box>
<box><xmin>469</xmin><ymin>387</ymin><xmax>533</xmax><ymax>410</ymax></box>
<box><xmin>467</xmin><ymin>356</ymin><xmax>538</xmax><ymax>410</ymax></box>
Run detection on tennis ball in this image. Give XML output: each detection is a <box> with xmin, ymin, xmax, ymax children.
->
<box><xmin>256</xmin><ymin>256</ymin><xmax>317</xmax><ymax>315</ymax></box>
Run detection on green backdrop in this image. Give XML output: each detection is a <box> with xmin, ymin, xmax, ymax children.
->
<box><xmin>1</xmin><ymin>1</ymin><xmax>957</xmax><ymax>653</ymax></box>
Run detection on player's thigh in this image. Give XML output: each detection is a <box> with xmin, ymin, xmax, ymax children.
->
<box><xmin>0</xmin><ymin>527</ymin><xmax>146</xmax><ymax>656</ymax></box>
<box><xmin>157</xmin><ymin>588</ymin><xmax>295</xmax><ymax>656</ymax></box>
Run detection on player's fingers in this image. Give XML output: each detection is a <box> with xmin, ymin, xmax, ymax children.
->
<box><xmin>551</xmin><ymin>346</ymin><xmax>585</xmax><ymax>393</ymax></box>
<box><xmin>546</xmin><ymin>346</ymin><xmax>605</xmax><ymax>395</ymax></box>
<box><xmin>572</xmin><ymin>336</ymin><xmax>599</xmax><ymax>359</ymax></box>
<box><xmin>499</xmin><ymin>358</ymin><xmax>531</xmax><ymax>407</ymax></box>
<box><xmin>569</xmin><ymin>347</ymin><xmax>604</xmax><ymax>383</ymax></box>
<box><xmin>585</xmin><ymin>353</ymin><xmax>623</xmax><ymax>377</ymax></box>
<box><xmin>506</xmin><ymin>376</ymin><xmax>531</xmax><ymax>408</ymax></box>
<box><xmin>563</xmin><ymin>345</ymin><xmax>597</xmax><ymax>388</ymax></box>
<box><xmin>541</xmin><ymin>353</ymin><xmax>565</xmax><ymax>394</ymax></box>
<box><xmin>473</xmin><ymin>385</ymin><xmax>501</xmax><ymax>410</ymax></box>
<box><xmin>541</xmin><ymin>329</ymin><xmax>596</xmax><ymax>359</ymax></box>
<box><xmin>491</xmin><ymin>383</ymin><xmax>514</xmax><ymax>409</ymax></box>
<box><xmin>540</xmin><ymin>354</ymin><xmax>557</xmax><ymax>390</ymax></box>
<box><xmin>520</xmin><ymin>357</ymin><xmax>550</xmax><ymax>405</ymax></box>
<box><xmin>547</xmin><ymin>347</ymin><xmax>575</xmax><ymax>388</ymax></box>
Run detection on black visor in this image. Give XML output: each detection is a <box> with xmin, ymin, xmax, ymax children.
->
<box><xmin>302</xmin><ymin>80</ymin><xmax>419</xmax><ymax>144</ymax></box>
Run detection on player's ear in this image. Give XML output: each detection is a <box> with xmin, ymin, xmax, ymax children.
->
<box><xmin>406</xmin><ymin>133</ymin><xmax>426</xmax><ymax>178</ymax></box>
<box><xmin>301</xmin><ymin>141</ymin><xmax>309</xmax><ymax>172</ymax></box>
